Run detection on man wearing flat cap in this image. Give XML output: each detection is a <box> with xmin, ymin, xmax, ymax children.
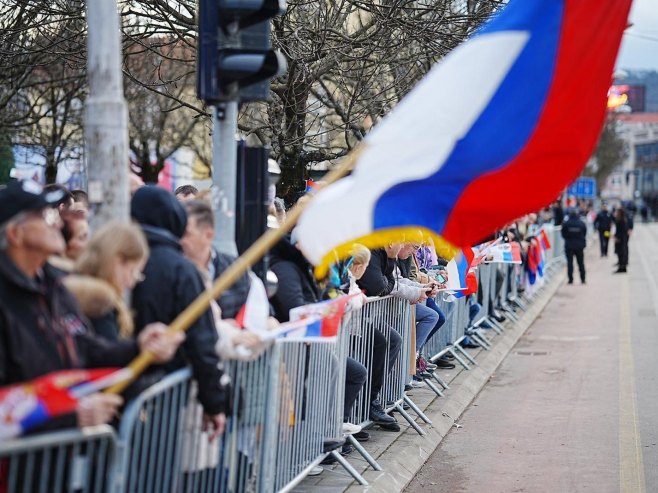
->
<box><xmin>0</xmin><ymin>180</ymin><xmax>182</xmax><ymax>432</ymax></box>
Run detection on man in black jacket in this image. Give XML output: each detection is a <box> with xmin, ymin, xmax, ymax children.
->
<box><xmin>131</xmin><ymin>186</ymin><xmax>230</xmax><ymax>439</ymax></box>
<box><xmin>181</xmin><ymin>199</ymin><xmax>250</xmax><ymax>319</ymax></box>
<box><xmin>594</xmin><ymin>203</ymin><xmax>613</xmax><ymax>257</ymax></box>
<box><xmin>356</xmin><ymin>245</ymin><xmax>403</xmax><ymax>431</ymax></box>
<box><xmin>0</xmin><ymin>181</ymin><xmax>181</xmax><ymax>431</ymax></box>
<box><xmin>561</xmin><ymin>209</ymin><xmax>587</xmax><ymax>284</ymax></box>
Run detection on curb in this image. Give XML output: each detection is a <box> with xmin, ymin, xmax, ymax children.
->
<box><xmin>342</xmin><ymin>270</ymin><xmax>566</xmax><ymax>493</ymax></box>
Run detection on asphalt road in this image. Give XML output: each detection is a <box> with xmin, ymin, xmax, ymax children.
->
<box><xmin>406</xmin><ymin>223</ymin><xmax>658</xmax><ymax>493</ymax></box>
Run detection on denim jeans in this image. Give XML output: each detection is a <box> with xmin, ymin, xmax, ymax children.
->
<box><xmin>415</xmin><ymin>302</ymin><xmax>440</xmax><ymax>350</ymax></box>
<box><xmin>419</xmin><ymin>297</ymin><xmax>447</xmax><ymax>352</ymax></box>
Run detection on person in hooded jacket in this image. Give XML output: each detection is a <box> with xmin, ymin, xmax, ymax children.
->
<box><xmin>269</xmin><ymin>233</ymin><xmax>368</xmax><ymax>442</ymax></box>
<box><xmin>130</xmin><ymin>186</ymin><xmax>230</xmax><ymax>440</ymax></box>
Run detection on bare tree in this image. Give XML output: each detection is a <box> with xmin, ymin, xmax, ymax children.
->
<box><xmin>124</xmin><ymin>38</ymin><xmax>203</xmax><ymax>182</ymax></box>
<box><xmin>1</xmin><ymin>0</ymin><xmax>502</xmax><ymax>194</ymax></box>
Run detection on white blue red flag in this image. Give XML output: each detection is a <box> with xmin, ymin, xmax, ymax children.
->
<box><xmin>488</xmin><ymin>243</ymin><xmax>523</xmax><ymax>264</ymax></box>
<box><xmin>295</xmin><ymin>0</ymin><xmax>632</xmax><ymax>276</ymax></box>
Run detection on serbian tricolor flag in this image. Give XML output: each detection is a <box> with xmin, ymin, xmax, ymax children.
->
<box><xmin>539</xmin><ymin>228</ymin><xmax>552</xmax><ymax>251</ymax></box>
<box><xmin>295</xmin><ymin>0</ymin><xmax>631</xmax><ymax>277</ymax></box>
<box><xmin>526</xmin><ymin>238</ymin><xmax>545</xmax><ymax>285</ymax></box>
<box><xmin>285</xmin><ymin>296</ymin><xmax>354</xmax><ymax>339</ymax></box>
<box><xmin>489</xmin><ymin>242</ymin><xmax>522</xmax><ymax>264</ymax></box>
<box><xmin>0</xmin><ymin>369</ymin><xmax>121</xmax><ymax>440</ymax></box>
<box><xmin>305</xmin><ymin>179</ymin><xmax>319</xmax><ymax>194</ymax></box>
<box><xmin>445</xmin><ymin>247</ymin><xmax>475</xmax><ymax>291</ymax></box>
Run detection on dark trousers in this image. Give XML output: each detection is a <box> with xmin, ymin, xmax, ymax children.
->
<box><xmin>598</xmin><ymin>231</ymin><xmax>610</xmax><ymax>256</ymax></box>
<box><xmin>617</xmin><ymin>239</ymin><xmax>629</xmax><ymax>270</ymax></box>
<box><xmin>344</xmin><ymin>357</ymin><xmax>367</xmax><ymax>420</ymax></box>
<box><xmin>565</xmin><ymin>247</ymin><xmax>586</xmax><ymax>282</ymax></box>
<box><xmin>370</xmin><ymin>327</ymin><xmax>402</xmax><ymax>402</ymax></box>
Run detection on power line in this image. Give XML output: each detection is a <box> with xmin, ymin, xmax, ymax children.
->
<box><xmin>624</xmin><ymin>31</ymin><xmax>658</xmax><ymax>43</ymax></box>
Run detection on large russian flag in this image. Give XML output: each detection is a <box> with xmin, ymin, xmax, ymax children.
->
<box><xmin>295</xmin><ymin>0</ymin><xmax>631</xmax><ymax>275</ymax></box>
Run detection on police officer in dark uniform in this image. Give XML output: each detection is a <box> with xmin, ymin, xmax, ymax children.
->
<box><xmin>594</xmin><ymin>203</ymin><xmax>613</xmax><ymax>257</ymax></box>
<box><xmin>561</xmin><ymin>208</ymin><xmax>587</xmax><ymax>284</ymax></box>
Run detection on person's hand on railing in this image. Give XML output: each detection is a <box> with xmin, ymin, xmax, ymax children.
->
<box><xmin>76</xmin><ymin>393</ymin><xmax>123</xmax><ymax>428</ymax></box>
<box><xmin>137</xmin><ymin>323</ymin><xmax>186</xmax><ymax>363</ymax></box>
<box><xmin>203</xmin><ymin>412</ymin><xmax>226</xmax><ymax>441</ymax></box>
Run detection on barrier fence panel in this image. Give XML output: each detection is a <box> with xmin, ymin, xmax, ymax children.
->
<box><xmin>259</xmin><ymin>338</ymin><xmax>341</xmax><ymax>492</ymax></box>
<box><xmin>0</xmin><ymin>425</ymin><xmax>117</xmax><ymax>493</ymax></box>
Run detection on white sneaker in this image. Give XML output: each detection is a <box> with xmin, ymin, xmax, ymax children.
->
<box><xmin>409</xmin><ymin>380</ymin><xmax>425</xmax><ymax>388</ymax></box>
<box><xmin>308</xmin><ymin>465</ymin><xmax>323</xmax><ymax>476</ymax></box>
<box><xmin>342</xmin><ymin>422</ymin><xmax>362</xmax><ymax>435</ymax></box>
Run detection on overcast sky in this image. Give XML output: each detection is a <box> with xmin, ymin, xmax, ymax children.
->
<box><xmin>616</xmin><ymin>0</ymin><xmax>658</xmax><ymax>71</ymax></box>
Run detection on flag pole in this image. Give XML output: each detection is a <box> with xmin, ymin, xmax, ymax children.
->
<box><xmin>105</xmin><ymin>148</ymin><xmax>362</xmax><ymax>394</ymax></box>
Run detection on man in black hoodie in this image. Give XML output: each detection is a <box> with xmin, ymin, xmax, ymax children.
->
<box><xmin>131</xmin><ymin>186</ymin><xmax>230</xmax><ymax>439</ymax></box>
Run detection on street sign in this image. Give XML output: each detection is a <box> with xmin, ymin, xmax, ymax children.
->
<box><xmin>567</xmin><ymin>177</ymin><xmax>597</xmax><ymax>199</ymax></box>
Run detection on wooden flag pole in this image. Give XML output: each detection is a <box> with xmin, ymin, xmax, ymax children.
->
<box><xmin>105</xmin><ymin>149</ymin><xmax>362</xmax><ymax>394</ymax></box>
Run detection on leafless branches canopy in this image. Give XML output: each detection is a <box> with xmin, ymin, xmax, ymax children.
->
<box><xmin>1</xmin><ymin>0</ymin><xmax>502</xmax><ymax>192</ymax></box>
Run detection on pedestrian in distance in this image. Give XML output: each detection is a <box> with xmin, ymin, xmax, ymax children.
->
<box><xmin>593</xmin><ymin>203</ymin><xmax>613</xmax><ymax>257</ymax></box>
<box><xmin>614</xmin><ymin>208</ymin><xmax>630</xmax><ymax>274</ymax></box>
<box><xmin>561</xmin><ymin>208</ymin><xmax>587</xmax><ymax>285</ymax></box>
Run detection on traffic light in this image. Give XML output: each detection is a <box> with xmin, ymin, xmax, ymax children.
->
<box><xmin>197</xmin><ymin>0</ymin><xmax>287</xmax><ymax>103</ymax></box>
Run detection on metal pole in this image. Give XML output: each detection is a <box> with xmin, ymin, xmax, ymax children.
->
<box><xmin>212</xmin><ymin>102</ymin><xmax>239</xmax><ymax>256</ymax></box>
<box><xmin>84</xmin><ymin>0</ymin><xmax>130</xmax><ymax>228</ymax></box>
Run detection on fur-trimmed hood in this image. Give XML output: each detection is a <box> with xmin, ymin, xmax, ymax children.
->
<box><xmin>62</xmin><ymin>275</ymin><xmax>119</xmax><ymax>319</ymax></box>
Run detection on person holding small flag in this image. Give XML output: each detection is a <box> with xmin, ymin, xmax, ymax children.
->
<box><xmin>594</xmin><ymin>203</ymin><xmax>613</xmax><ymax>257</ymax></box>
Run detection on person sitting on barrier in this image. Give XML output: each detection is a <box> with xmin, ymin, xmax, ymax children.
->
<box><xmin>394</xmin><ymin>244</ymin><xmax>455</xmax><ymax>376</ymax></box>
<box><xmin>356</xmin><ymin>244</ymin><xmax>404</xmax><ymax>431</ymax></box>
<box><xmin>269</xmin><ymin>231</ymin><xmax>368</xmax><ymax>446</ymax></box>
<box><xmin>130</xmin><ymin>186</ymin><xmax>231</xmax><ymax>440</ymax></box>
<box><xmin>0</xmin><ymin>180</ymin><xmax>184</xmax><ymax>432</ymax></box>
<box><xmin>409</xmin><ymin>242</ymin><xmax>455</xmax><ymax>370</ymax></box>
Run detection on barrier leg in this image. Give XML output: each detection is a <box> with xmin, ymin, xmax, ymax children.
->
<box><xmin>395</xmin><ymin>402</ymin><xmax>425</xmax><ymax>436</ymax></box>
<box><xmin>403</xmin><ymin>395</ymin><xmax>432</xmax><ymax>425</ymax></box>
<box><xmin>346</xmin><ymin>435</ymin><xmax>382</xmax><ymax>471</ymax></box>
<box><xmin>485</xmin><ymin>316</ymin><xmax>505</xmax><ymax>334</ymax></box>
<box><xmin>423</xmin><ymin>377</ymin><xmax>445</xmax><ymax>398</ymax></box>
<box><xmin>469</xmin><ymin>332</ymin><xmax>491</xmax><ymax>350</ymax></box>
<box><xmin>331</xmin><ymin>451</ymin><xmax>369</xmax><ymax>485</ymax></box>
<box><xmin>442</xmin><ymin>347</ymin><xmax>470</xmax><ymax>370</ymax></box>
<box><xmin>451</xmin><ymin>344</ymin><xmax>477</xmax><ymax>366</ymax></box>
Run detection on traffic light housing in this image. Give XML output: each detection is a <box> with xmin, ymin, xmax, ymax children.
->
<box><xmin>197</xmin><ymin>0</ymin><xmax>287</xmax><ymax>103</ymax></box>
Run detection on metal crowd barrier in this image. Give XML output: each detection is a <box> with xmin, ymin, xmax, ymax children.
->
<box><xmin>344</xmin><ymin>296</ymin><xmax>430</xmax><ymax>437</ymax></box>
<box><xmin>0</xmin><ymin>425</ymin><xmax>117</xmax><ymax>493</ymax></box>
<box><xmin>0</xmin><ymin>237</ymin><xmax>568</xmax><ymax>493</ymax></box>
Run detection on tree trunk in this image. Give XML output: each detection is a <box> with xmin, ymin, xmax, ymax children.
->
<box><xmin>45</xmin><ymin>151</ymin><xmax>57</xmax><ymax>184</ymax></box>
<box><xmin>278</xmin><ymin>152</ymin><xmax>307</xmax><ymax>206</ymax></box>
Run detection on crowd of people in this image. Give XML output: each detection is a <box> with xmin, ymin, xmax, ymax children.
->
<box><xmin>0</xmin><ymin>176</ymin><xmax>639</xmax><ymax>481</ymax></box>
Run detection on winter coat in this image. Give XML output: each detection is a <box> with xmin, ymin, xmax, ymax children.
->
<box><xmin>594</xmin><ymin>211</ymin><xmax>613</xmax><ymax>232</ymax></box>
<box><xmin>210</xmin><ymin>249</ymin><xmax>250</xmax><ymax>319</ymax></box>
<box><xmin>131</xmin><ymin>186</ymin><xmax>230</xmax><ymax>416</ymax></box>
<box><xmin>357</xmin><ymin>248</ymin><xmax>396</xmax><ymax>297</ymax></box>
<box><xmin>0</xmin><ymin>253</ymin><xmax>138</xmax><ymax>431</ymax></box>
<box><xmin>561</xmin><ymin>215</ymin><xmax>587</xmax><ymax>251</ymax></box>
<box><xmin>62</xmin><ymin>275</ymin><xmax>124</xmax><ymax>341</ymax></box>
<box><xmin>614</xmin><ymin>217</ymin><xmax>630</xmax><ymax>242</ymax></box>
<box><xmin>269</xmin><ymin>237</ymin><xmax>320</xmax><ymax>322</ymax></box>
